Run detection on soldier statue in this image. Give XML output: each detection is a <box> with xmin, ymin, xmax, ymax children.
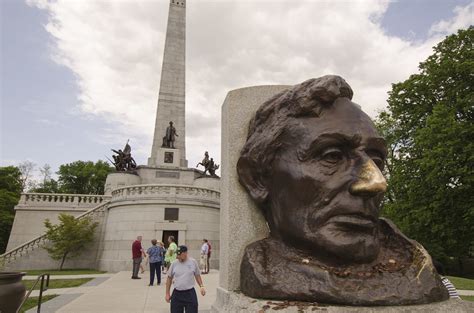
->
<box><xmin>208</xmin><ymin>158</ymin><xmax>219</xmax><ymax>177</ymax></box>
<box><xmin>196</xmin><ymin>151</ymin><xmax>219</xmax><ymax>177</ymax></box>
<box><xmin>110</xmin><ymin>140</ymin><xmax>137</xmax><ymax>171</ymax></box>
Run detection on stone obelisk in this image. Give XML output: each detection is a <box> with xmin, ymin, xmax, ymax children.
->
<box><xmin>149</xmin><ymin>0</ymin><xmax>187</xmax><ymax>168</ymax></box>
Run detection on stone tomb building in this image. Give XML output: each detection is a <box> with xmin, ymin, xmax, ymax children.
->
<box><xmin>2</xmin><ymin>0</ymin><xmax>221</xmax><ymax>272</ymax></box>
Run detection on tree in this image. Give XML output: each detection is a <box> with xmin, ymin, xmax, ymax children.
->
<box><xmin>43</xmin><ymin>214</ymin><xmax>98</xmax><ymax>270</ymax></box>
<box><xmin>30</xmin><ymin>164</ymin><xmax>60</xmax><ymax>193</ymax></box>
<box><xmin>30</xmin><ymin>179</ymin><xmax>60</xmax><ymax>193</ymax></box>
<box><xmin>57</xmin><ymin>160</ymin><xmax>113</xmax><ymax>194</ymax></box>
<box><xmin>39</xmin><ymin>164</ymin><xmax>52</xmax><ymax>185</ymax></box>
<box><xmin>18</xmin><ymin>161</ymin><xmax>36</xmax><ymax>192</ymax></box>
<box><xmin>0</xmin><ymin>166</ymin><xmax>22</xmax><ymax>253</ymax></box>
<box><xmin>377</xmin><ymin>27</ymin><xmax>473</xmax><ymax>268</ymax></box>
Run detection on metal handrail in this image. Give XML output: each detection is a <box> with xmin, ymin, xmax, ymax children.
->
<box><xmin>17</xmin><ymin>273</ymin><xmax>50</xmax><ymax>313</ymax></box>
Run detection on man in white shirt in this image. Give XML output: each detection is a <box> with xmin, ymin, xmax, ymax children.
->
<box><xmin>165</xmin><ymin>245</ymin><xmax>205</xmax><ymax>313</ymax></box>
<box><xmin>200</xmin><ymin>239</ymin><xmax>209</xmax><ymax>274</ymax></box>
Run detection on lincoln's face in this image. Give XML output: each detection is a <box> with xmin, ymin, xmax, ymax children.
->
<box><xmin>265</xmin><ymin>98</ymin><xmax>387</xmax><ymax>264</ymax></box>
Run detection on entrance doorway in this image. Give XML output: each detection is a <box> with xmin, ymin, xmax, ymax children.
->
<box><xmin>162</xmin><ymin>230</ymin><xmax>179</xmax><ymax>248</ymax></box>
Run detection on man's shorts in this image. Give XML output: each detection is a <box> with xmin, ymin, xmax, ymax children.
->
<box><xmin>200</xmin><ymin>254</ymin><xmax>208</xmax><ymax>267</ymax></box>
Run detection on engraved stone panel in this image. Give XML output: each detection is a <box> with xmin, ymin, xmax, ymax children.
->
<box><xmin>164</xmin><ymin>151</ymin><xmax>174</xmax><ymax>163</ymax></box>
<box><xmin>156</xmin><ymin>171</ymin><xmax>180</xmax><ymax>179</ymax></box>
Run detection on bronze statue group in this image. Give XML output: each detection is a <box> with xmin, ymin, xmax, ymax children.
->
<box><xmin>196</xmin><ymin>151</ymin><xmax>219</xmax><ymax>177</ymax></box>
<box><xmin>109</xmin><ymin>140</ymin><xmax>137</xmax><ymax>171</ymax></box>
<box><xmin>110</xmin><ymin>122</ymin><xmax>219</xmax><ymax>178</ymax></box>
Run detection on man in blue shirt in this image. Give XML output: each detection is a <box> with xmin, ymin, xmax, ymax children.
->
<box><xmin>146</xmin><ymin>239</ymin><xmax>164</xmax><ymax>286</ymax></box>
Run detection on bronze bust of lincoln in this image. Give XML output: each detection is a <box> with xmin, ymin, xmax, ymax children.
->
<box><xmin>237</xmin><ymin>75</ymin><xmax>448</xmax><ymax>306</ymax></box>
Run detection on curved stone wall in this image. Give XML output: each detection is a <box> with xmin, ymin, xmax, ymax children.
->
<box><xmin>193</xmin><ymin>176</ymin><xmax>220</xmax><ymax>190</ymax></box>
<box><xmin>104</xmin><ymin>172</ymin><xmax>141</xmax><ymax>195</ymax></box>
<box><xmin>98</xmin><ymin>184</ymin><xmax>220</xmax><ymax>272</ymax></box>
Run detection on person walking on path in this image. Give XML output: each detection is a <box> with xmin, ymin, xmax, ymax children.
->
<box><xmin>206</xmin><ymin>240</ymin><xmax>211</xmax><ymax>274</ymax></box>
<box><xmin>164</xmin><ymin>236</ymin><xmax>178</xmax><ymax>273</ymax></box>
<box><xmin>165</xmin><ymin>245</ymin><xmax>205</xmax><ymax>313</ymax></box>
<box><xmin>147</xmin><ymin>239</ymin><xmax>164</xmax><ymax>286</ymax></box>
<box><xmin>131</xmin><ymin>235</ymin><xmax>144</xmax><ymax>279</ymax></box>
<box><xmin>160</xmin><ymin>241</ymin><xmax>166</xmax><ymax>273</ymax></box>
<box><xmin>200</xmin><ymin>239</ymin><xmax>209</xmax><ymax>274</ymax></box>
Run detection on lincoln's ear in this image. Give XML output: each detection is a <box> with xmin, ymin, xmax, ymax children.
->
<box><xmin>236</xmin><ymin>157</ymin><xmax>269</xmax><ymax>204</ymax></box>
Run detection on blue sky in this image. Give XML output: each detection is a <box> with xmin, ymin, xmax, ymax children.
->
<box><xmin>1</xmin><ymin>0</ymin><xmax>472</xmax><ymax>183</ymax></box>
<box><xmin>1</xmin><ymin>0</ymin><xmax>112</xmax><ymax>171</ymax></box>
<box><xmin>382</xmin><ymin>0</ymin><xmax>471</xmax><ymax>40</ymax></box>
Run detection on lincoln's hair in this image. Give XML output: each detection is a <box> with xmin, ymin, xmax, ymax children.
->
<box><xmin>237</xmin><ymin>75</ymin><xmax>353</xmax><ymax>200</ymax></box>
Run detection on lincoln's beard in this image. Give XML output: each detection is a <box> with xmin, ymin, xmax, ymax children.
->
<box><xmin>306</xmin><ymin>221</ymin><xmax>381</xmax><ymax>264</ymax></box>
<box><xmin>271</xmin><ymin>210</ymin><xmax>381</xmax><ymax>265</ymax></box>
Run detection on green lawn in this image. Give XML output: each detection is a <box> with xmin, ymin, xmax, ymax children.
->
<box><xmin>19</xmin><ymin>295</ymin><xmax>57</xmax><ymax>313</ymax></box>
<box><xmin>23</xmin><ymin>278</ymin><xmax>93</xmax><ymax>290</ymax></box>
<box><xmin>446</xmin><ymin>276</ymin><xmax>474</xmax><ymax>290</ymax></box>
<box><xmin>461</xmin><ymin>295</ymin><xmax>474</xmax><ymax>302</ymax></box>
<box><xmin>23</xmin><ymin>268</ymin><xmax>106</xmax><ymax>276</ymax></box>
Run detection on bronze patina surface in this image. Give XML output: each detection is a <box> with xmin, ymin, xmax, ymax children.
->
<box><xmin>197</xmin><ymin>151</ymin><xmax>220</xmax><ymax>177</ymax></box>
<box><xmin>237</xmin><ymin>75</ymin><xmax>448</xmax><ymax>305</ymax></box>
<box><xmin>162</xmin><ymin>121</ymin><xmax>179</xmax><ymax>148</ymax></box>
<box><xmin>111</xmin><ymin>140</ymin><xmax>137</xmax><ymax>171</ymax></box>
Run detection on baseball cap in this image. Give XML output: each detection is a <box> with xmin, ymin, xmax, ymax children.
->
<box><xmin>177</xmin><ymin>245</ymin><xmax>188</xmax><ymax>255</ymax></box>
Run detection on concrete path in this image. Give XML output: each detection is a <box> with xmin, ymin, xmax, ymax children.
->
<box><xmin>24</xmin><ymin>273</ymin><xmax>114</xmax><ymax>280</ymax></box>
<box><xmin>459</xmin><ymin>290</ymin><xmax>474</xmax><ymax>296</ymax></box>
<box><xmin>26</xmin><ymin>294</ymin><xmax>83</xmax><ymax>313</ymax></box>
<box><xmin>25</xmin><ymin>271</ymin><xmax>474</xmax><ymax>312</ymax></box>
<box><xmin>53</xmin><ymin>270</ymin><xmax>218</xmax><ymax>313</ymax></box>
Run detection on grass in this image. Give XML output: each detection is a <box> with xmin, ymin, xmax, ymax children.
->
<box><xmin>23</xmin><ymin>278</ymin><xmax>93</xmax><ymax>290</ymax></box>
<box><xmin>461</xmin><ymin>295</ymin><xmax>474</xmax><ymax>302</ymax></box>
<box><xmin>18</xmin><ymin>295</ymin><xmax>58</xmax><ymax>313</ymax></box>
<box><xmin>446</xmin><ymin>276</ymin><xmax>474</xmax><ymax>290</ymax></box>
<box><xmin>23</xmin><ymin>268</ymin><xmax>106</xmax><ymax>276</ymax></box>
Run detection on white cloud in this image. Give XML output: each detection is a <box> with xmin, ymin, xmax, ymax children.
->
<box><xmin>429</xmin><ymin>3</ymin><xmax>473</xmax><ymax>36</ymax></box>
<box><xmin>26</xmin><ymin>0</ymin><xmax>472</xmax><ymax>168</ymax></box>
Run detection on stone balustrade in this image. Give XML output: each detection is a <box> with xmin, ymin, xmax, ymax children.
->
<box><xmin>18</xmin><ymin>193</ymin><xmax>112</xmax><ymax>207</ymax></box>
<box><xmin>111</xmin><ymin>184</ymin><xmax>220</xmax><ymax>205</ymax></box>
<box><xmin>0</xmin><ymin>201</ymin><xmax>110</xmax><ymax>268</ymax></box>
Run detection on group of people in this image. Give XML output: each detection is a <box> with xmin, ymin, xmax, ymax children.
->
<box><xmin>131</xmin><ymin>235</ymin><xmax>210</xmax><ymax>312</ymax></box>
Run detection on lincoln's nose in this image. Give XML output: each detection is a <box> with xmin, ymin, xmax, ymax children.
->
<box><xmin>350</xmin><ymin>159</ymin><xmax>387</xmax><ymax>197</ymax></box>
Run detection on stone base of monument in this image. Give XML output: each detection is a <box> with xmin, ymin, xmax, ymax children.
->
<box><xmin>212</xmin><ymin>287</ymin><xmax>474</xmax><ymax>313</ymax></box>
<box><xmin>148</xmin><ymin>147</ymin><xmax>181</xmax><ymax>167</ymax></box>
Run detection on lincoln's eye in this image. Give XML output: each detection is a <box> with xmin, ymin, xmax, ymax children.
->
<box><xmin>372</xmin><ymin>157</ymin><xmax>384</xmax><ymax>170</ymax></box>
<box><xmin>367</xmin><ymin>150</ymin><xmax>385</xmax><ymax>170</ymax></box>
<box><xmin>321</xmin><ymin>148</ymin><xmax>344</xmax><ymax>164</ymax></box>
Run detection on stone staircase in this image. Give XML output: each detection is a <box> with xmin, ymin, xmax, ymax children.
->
<box><xmin>0</xmin><ymin>200</ymin><xmax>111</xmax><ymax>269</ymax></box>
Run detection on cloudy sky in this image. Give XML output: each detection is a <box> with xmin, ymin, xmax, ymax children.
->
<box><xmin>1</xmin><ymin>0</ymin><xmax>472</xmax><ymax>180</ymax></box>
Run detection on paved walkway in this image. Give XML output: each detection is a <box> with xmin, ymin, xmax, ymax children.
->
<box><xmin>459</xmin><ymin>289</ymin><xmax>474</xmax><ymax>296</ymax></box>
<box><xmin>50</xmin><ymin>270</ymin><xmax>218</xmax><ymax>313</ymax></box>
<box><xmin>25</xmin><ymin>271</ymin><xmax>474</xmax><ymax>312</ymax></box>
